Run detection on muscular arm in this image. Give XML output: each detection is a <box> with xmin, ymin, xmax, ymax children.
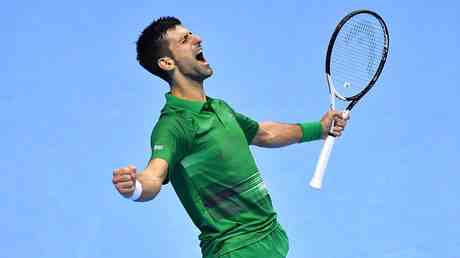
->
<box><xmin>251</xmin><ymin>121</ymin><xmax>306</xmax><ymax>148</ymax></box>
<box><xmin>251</xmin><ymin>111</ymin><xmax>349</xmax><ymax>148</ymax></box>
<box><xmin>135</xmin><ymin>158</ymin><xmax>168</xmax><ymax>202</ymax></box>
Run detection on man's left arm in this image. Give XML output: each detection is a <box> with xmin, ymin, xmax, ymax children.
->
<box><xmin>251</xmin><ymin>111</ymin><xmax>349</xmax><ymax>148</ymax></box>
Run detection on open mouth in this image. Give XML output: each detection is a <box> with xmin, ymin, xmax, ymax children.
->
<box><xmin>195</xmin><ymin>52</ymin><xmax>207</xmax><ymax>64</ymax></box>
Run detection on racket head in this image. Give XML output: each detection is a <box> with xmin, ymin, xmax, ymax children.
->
<box><xmin>325</xmin><ymin>10</ymin><xmax>389</xmax><ymax>102</ymax></box>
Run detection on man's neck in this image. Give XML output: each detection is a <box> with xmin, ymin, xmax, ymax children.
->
<box><xmin>170</xmin><ymin>76</ymin><xmax>206</xmax><ymax>102</ymax></box>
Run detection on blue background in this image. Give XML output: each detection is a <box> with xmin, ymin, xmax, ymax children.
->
<box><xmin>2</xmin><ymin>0</ymin><xmax>459</xmax><ymax>257</ymax></box>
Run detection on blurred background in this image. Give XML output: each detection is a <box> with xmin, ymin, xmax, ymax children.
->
<box><xmin>2</xmin><ymin>0</ymin><xmax>459</xmax><ymax>257</ymax></box>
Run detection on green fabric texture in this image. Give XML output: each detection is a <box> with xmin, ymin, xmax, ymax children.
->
<box><xmin>150</xmin><ymin>93</ymin><xmax>281</xmax><ymax>257</ymax></box>
<box><xmin>297</xmin><ymin>121</ymin><xmax>323</xmax><ymax>142</ymax></box>
<box><xmin>217</xmin><ymin>225</ymin><xmax>289</xmax><ymax>258</ymax></box>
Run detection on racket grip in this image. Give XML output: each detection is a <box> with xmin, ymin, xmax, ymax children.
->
<box><xmin>310</xmin><ymin>135</ymin><xmax>336</xmax><ymax>189</ymax></box>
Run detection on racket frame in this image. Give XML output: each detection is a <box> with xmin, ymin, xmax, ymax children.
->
<box><xmin>325</xmin><ymin>9</ymin><xmax>390</xmax><ymax>111</ymax></box>
<box><xmin>310</xmin><ymin>9</ymin><xmax>389</xmax><ymax>189</ymax></box>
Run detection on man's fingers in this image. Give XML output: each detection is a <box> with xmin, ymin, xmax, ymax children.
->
<box><xmin>333</xmin><ymin>128</ymin><xmax>343</xmax><ymax>133</ymax></box>
<box><xmin>323</xmin><ymin>110</ymin><xmax>348</xmax><ymax>138</ymax></box>
<box><xmin>117</xmin><ymin>181</ymin><xmax>134</xmax><ymax>189</ymax></box>
<box><xmin>331</xmin><ymin>111</ymin><xmax>343</xmax><ymax>118</ymax></box>
<box><xmin>335</xmin><ymin>120</ymin><xmax>346</xmax><ymax>127</ymax></box>
<box><xmin>332</xmin><ymin>125</ymin><xmax>344</xmax><ymax>136</ymax></box>
<box><xmin>112</xmin><ymin>174</ymin><xmax>134</xmax><ymax>184</ymax></box>
<box><xmin>333</xmin><ymin>111</ymin><xmax>341</xmax><ymax>117</ymax></box>
<box><xmin>118</xmin><ymin>187</ymin><xmax>135</xmax><ymax>194</ymax></box>
<box><xmin>331</xmin><ymin>129</ymin><xmax>342</xmax><ymax>137</ymax></box>
<box><xmin>113</xmin><ymin>174</ymin><xmax>130</xmax><ymax>182</ymax></box>
<box><xmin>332</xmin><ymin>113</ymin><xmax>348</xmax><ymax>126</ymax></box>
<box><xmin>330</xmin><ymin>111</ymin><xmax>350</xmax><ymax>120</ymax></box>
<box><xmin>111</xmin><ymin>165</ymin><xmax>137</xmax><ymax>199</ymax></box>
<box><xmin>113</xmin><ymin>169</ymin><xmax>131</xmax><ymax>176</ymax></box>
<box><xmin>113</xmin><ymin>166</ymin><xmax>137</xmax><ymax>176</ymax></box>
<box><xmin>332</xmin><ymin>125</ymin><xmax>343</xmax><ymax>131</ymax></box>
<box><xmin>330</xmin><ymin>112</ymin><xmax>346</xmax><ymax>125</ymax></box>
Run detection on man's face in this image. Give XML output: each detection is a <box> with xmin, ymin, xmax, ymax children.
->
<box><xmin>164</xmin><ymin>25</ymin><xmax>213</xmax><ymax>82</ymax></box>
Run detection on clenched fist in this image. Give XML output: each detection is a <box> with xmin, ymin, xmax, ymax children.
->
<box><xmin>320</xmin><ymin>110</ymin><xmax>350</xmax><ymax>138</ymax></box>
<box><xmin>112</xmin><ymin>165</ymin><xmax>137</xmax><ymax>198</ymax></box>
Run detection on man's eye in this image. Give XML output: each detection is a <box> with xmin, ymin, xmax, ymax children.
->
<box><xmin>182</xmin><ymin>32</ymin><xmax>192</xmax><ymax>43</ymax></box>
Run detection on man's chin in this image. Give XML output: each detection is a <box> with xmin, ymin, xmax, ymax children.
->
<box><xmin>180</xmin><ymin>65</ymin><xmax>213</xmax><ymax>82</ymax></box>
<box><xmin>201</xmin><ymin>66</ymin><xmax>214</xmax><ymax>79</ymax></box>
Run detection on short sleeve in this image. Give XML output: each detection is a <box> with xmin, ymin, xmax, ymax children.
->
<box><xmin>233</xmin><ymin>112</ymin><xmax>260</xmax><ymax>144</ymax></box>
<box><xmin>150</xmin><ymin>115</ymin><xmax>191</xmax><ymax>184</ymax></box>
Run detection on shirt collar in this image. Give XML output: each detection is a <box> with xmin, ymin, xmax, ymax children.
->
<box><xmin>165</xmin><ymin>93</ymin><xmax>214</xmax><ymax>113</ymax></box>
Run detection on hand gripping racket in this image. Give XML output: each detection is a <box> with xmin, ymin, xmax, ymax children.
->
<box><xmin>309</xmin><ymin>10</ymin><xmax>390</xmax><ymax>189</ymax></box>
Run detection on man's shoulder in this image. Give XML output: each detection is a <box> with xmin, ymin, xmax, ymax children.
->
<box><xmin>153</xmin><ymin>106</ymin><xmax>195</xmax><ymax>133</ymax></box>
<box><xmin>211</xmin><ymin>98</ymin><xmax>235</xmax><ymax>112</ymax></box>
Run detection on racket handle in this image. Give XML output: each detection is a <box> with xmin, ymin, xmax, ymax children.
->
<box><xmin>310</xmin><ymin>135</ymin><xmax>336</xmax><ymax>189</ymax></box>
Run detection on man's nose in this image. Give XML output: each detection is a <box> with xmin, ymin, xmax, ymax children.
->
<box><xmin>193</xmin><ymin>34</ymin><xmax>202</xmax><ymax>44</ymax></box>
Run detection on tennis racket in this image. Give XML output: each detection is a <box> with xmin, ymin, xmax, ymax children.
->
<box><xmin>309</xmin><ymin>9</ymin><xmax>390</xmax><ymax>189</ymax></box>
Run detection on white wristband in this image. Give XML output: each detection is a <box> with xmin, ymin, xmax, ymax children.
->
<box><xmin>129</xmin><ymin>180</ymin><xmax>143</xmax><ymax>201</ymax></box>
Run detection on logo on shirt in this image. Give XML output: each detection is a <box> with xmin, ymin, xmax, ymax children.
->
<box><xmin>153</xmin><ymin>145</ymin><xmax>164</xmax><ymax>151</ymax></box>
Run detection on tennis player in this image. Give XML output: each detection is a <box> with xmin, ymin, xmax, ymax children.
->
<box><xmin>112</xmin><ymin>17</ymin><xmax>348</xmax><ymax>258</ymax></box>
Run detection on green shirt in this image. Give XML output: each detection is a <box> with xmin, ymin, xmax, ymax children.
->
<box><xmin>150</xmin><ymin>93</ymin><xmax>321</xmax><ymax>257</ymax></box>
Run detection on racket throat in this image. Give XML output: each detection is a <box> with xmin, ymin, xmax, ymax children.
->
<box><xmin>346</xmin><ymin>99</ymin><xmax>358</xmax><ymax>110</ymax></box>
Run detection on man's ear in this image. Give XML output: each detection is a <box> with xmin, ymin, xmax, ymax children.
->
<box><xmin>158</xmin><ymin>57</ymin><xmax>175</xmax><ymax>71</ymax></box>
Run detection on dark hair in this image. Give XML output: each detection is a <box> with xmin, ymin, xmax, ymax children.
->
<box><xmin>136</xmin><ymin>16</ymin><xmax>182</xmax><ymax>83</ymax></box>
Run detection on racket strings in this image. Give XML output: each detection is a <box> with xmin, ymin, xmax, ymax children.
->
<box><xmin>330</xmin><ymin>15</ymin><xmax>386</xmax><ymax>98</ymax></box>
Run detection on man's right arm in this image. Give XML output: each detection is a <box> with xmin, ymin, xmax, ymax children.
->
<box><xmin>112</xmin><ymin>158</ymin><xmax>169</xmax><ymax>202</ymax></box>
<box><xmin>113</xmin><ymin>115</ymin><xmax>190</xmax><ymax>202</ymax></box>
<box><xmin>136</xmin><ymin>158</ymin><xmax>168</xmax><ymax>202</ymax></box>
